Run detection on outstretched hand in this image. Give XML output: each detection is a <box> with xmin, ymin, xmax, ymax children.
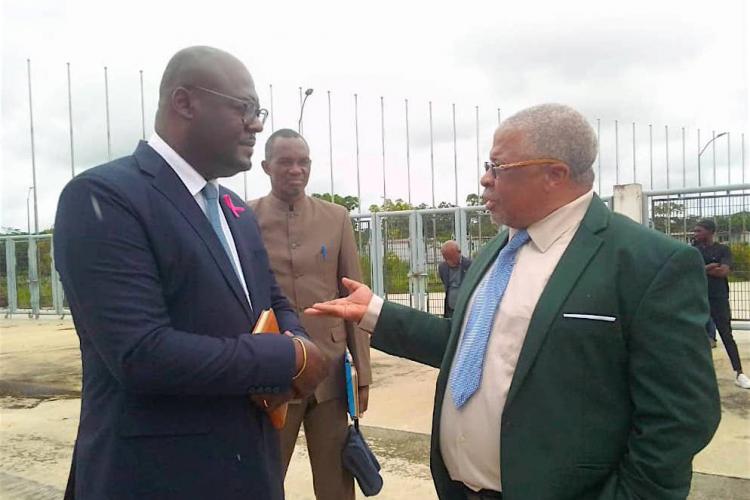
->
<box><xmin>304</xmin><ymin>277</ymin><xmax>373</xmax><ymax>323</ymax></box>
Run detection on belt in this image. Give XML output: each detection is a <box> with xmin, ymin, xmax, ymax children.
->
<box><xmin>463</xmin><ymin>485</ymin><xmax>503</xmax><ymax>499</ymax></box>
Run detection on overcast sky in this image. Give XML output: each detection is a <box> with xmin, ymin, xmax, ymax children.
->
<box><xmin>1</xmin><ymin>0</ymin><xmax>748</xmax><ymax>231</ymax></box>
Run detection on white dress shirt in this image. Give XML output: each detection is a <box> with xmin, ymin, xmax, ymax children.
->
<box><xmin>148</xmin><ymin>133</ymin><xmax>252</xmax><ymax>309</ymax></box>
<box><xmin>360</xmin><ymin>190</ymin><xmax>594</xmax><ymax>492</ymax></box>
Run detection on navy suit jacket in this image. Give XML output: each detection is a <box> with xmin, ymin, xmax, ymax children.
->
<box><xmin>54</xmin><ymin>142</ymin><xmax>305</xmax><ymax>499</ymax></box>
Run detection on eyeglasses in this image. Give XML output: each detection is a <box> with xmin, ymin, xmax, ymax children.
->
<box><xmin>483</xmin><ymin>158</ymin><xmax>565</xmax><ymax>179</ymax></box>
<box><xmin>189</xmin><ymin>85</ymin><xmax>269</xmax><ymax>126</ymax></box>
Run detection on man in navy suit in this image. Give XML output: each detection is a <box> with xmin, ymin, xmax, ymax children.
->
<box><xmin>54</xmin><ymin>46</ymin><xmax>328</xmax><ymax>499</ymax></box>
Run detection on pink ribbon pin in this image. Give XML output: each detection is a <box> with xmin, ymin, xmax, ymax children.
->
<box><xmin>223</xmin><ymin>194</ymin><xmax>246</xmax><ymax>218</ymax></box>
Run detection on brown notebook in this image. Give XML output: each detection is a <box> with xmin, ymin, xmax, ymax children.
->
<box><xmin>252</xmin><ymin>309</ymin><xmax>288</xmax><ymax>430</ymax></box>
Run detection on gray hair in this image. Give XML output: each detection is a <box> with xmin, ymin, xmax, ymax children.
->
<box><xmin>441</xmin><ymin>240</ymin><xmax>459</xmax><ymax>252</ymax></box>
<box><xmin>501</xmin><ymin>103</ymin><xmax>598</xmax><ymax>185</ymax></box>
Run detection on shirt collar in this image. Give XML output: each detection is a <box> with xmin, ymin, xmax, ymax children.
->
<box><xmin>509</xmin><ymin>190</ymin><xmax>594</xmax><ymax>253</ymax></box>
<box><xmin>148</xmin><ymin>132</ymin><xmax>210</xmax><ymax>197</ymax></box>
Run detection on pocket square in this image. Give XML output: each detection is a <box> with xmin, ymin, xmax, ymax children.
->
<box><xmin>563</xmin><ymin>313</ymin><xmax>616</xmax><ymax>322</ymax></box>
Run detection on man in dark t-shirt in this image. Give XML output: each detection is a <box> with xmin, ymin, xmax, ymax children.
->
<box><xmin>693</xmin><ymin>219</ymin><xmax>749</xmax><ymax>389</ymax></box>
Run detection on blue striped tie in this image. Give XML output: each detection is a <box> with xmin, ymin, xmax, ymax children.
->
<box><xmin>448</xmin><ymin>229</ymin><xmax>531</xmax><ymax>408</ymax></box>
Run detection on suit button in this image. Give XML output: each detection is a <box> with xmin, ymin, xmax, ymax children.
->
<box><xmin>295</xmin><ymin>273</ymin><xmax>303</xmax><ymax>278</ymax></box>
<box><xmin>291</xmin><ymin>243</ymin><xmax>299</xmax><ymax>249</ymax></box>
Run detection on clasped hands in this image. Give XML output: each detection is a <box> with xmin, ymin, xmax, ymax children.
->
<box><xmin>252</xmin><ymin>278</ymin><xmax>374</xmax><ymax>412</ymax></box>
<box><xmin>251</xmin><ymin>332</ymin><xmax>329</xmax><ymax>411</ymax></box>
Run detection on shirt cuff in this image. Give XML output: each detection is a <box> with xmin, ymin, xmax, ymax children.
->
<box><xmin>358</xmin><ymin>294</ymin><xmax>384</xmax><ymax>333</ymax></box>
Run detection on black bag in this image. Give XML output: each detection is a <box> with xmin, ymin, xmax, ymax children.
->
<box><xmin>342</xmin><ymin>418</ymin><xmax>383</xmax><ymax>496</ymax></box>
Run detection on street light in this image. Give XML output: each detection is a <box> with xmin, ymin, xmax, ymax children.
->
<box><xmin>698</xmin><ymin>131</ymin><xmax>728</xmax><ymax>186</ymax></box>
<box><xmin>298</xmin><ymin>88</ymin><xmax>313</xmax><ymax>134</ymax></box>
<box><xmin>26</xmin><ymin>186</ymin><xmax>34</xmax><ymax>235</ymax></box>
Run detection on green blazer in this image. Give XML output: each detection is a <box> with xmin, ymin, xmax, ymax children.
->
<box><xmin>372</xmin><ymin>196</ymin><xmax>721</xmax><ymax>500</ymax></box>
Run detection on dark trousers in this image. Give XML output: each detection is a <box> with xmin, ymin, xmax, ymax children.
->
<box><xmin>708</xmin><ymin>297</ymin><xmax>743</xmax><ymax>373</ymax></box>
<box><xmin>463</xmin><ymin>485</ymin><xmax>502</xmax><ymax>499</ymax></box>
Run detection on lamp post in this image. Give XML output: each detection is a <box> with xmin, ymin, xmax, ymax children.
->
<box><xmin>698</xmin><ymin>131</ymin><xmax>727</xmax><ymax>186</ymax></box>
<box><xmin>298</xmin><ymin>88</ymin><xmax>313</xmax><ymax>134</ymax></box>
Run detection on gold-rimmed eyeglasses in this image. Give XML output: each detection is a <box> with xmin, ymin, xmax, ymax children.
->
<box><xmin>483</xmin><ymin>158</ymin><xmax>565</xmax><ymax>179</ymax></box>
<box><xmin>188</xmin><ymin>85</ymin><xmax>269</xmax><ymax>126</ymax></box>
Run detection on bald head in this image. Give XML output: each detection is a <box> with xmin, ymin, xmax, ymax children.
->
<box><xmin>500</xmin><ymin>103</ymin><xmax>597</xmax><ymax>186</ymax></box>
<box><xmin>157</xmin><ymin>46</ymin><xmax>252</xmax><ymax>113</ymax></box>
<box><xmin>441</xmin><ymin>240</ymin><xmax>461</xmax><ymax>267</ymax></box>
<box><xmin>153</xmin><ymin>46</ymin><xmax>262</xmax><ymax>180</ymax></box>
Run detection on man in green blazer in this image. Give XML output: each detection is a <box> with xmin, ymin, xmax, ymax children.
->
<box><xmin>307</xmin><ymin>103</ymin><xmax>721</xmax><ymax>500</ymax></box>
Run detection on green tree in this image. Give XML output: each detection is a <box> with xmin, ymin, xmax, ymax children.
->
<box><xmin>311</xmin><ymin>193</ymin><xmax>360</xmax><ymax>212</ymax></box>
<box><xmin>465</xmin><ymin>193</ymin><xmax>482</xmax><ymax>206</ymax></box>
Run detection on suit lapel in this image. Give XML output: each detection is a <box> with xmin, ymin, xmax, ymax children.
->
<box><xmin>504</xmin><ymin>196</ymin><xmax>610</xmax><ymax>408</ymax></box>
<box><xmin>134</xmin><ymin>143</ymin><xmax>254</xmax><ymax>324</ymax></box>
<box><xmin>220</xmin><ymin>191</ymin><xmax>258</xmax><ymax>318</ymax></box>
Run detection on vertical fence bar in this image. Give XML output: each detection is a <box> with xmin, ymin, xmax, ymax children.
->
<box><xmin>649</xmin><ymin>124</ymin><xmax>654</xmax><ymax>189</ymax></box>
<box><xmin>429</xmin><ymin>101</ymin><xmax>435</xmax><ymax>207</ymax></box>
<box><xmin>354</xmin><ymin>94</ymin><xmax>361</xmax><ymax>213</ymax></box>
<box><xmin>139</xmin><ymin>69</ymin><xmax>146</xmax><ymax>140</ymax></box>
<box><xmin>405</xmin><ymin>99</ymin><xmax>412</xmax><ymax>205</ymax></box>
<box><xmin>497</xmin><ymin>108</ymin><xmax>501</xmax><ymax>126</ymax></box>
<box><xmin>27</xmin><ymin>59</ymin><xmax>39</xmax><ymax>234</ymax></box>
<box><xmin>104</xmin><ymin>66</ymin><xmax>112</xmax><ymax>160</ymax></box>
<box><xmin>51</xmin><ymin>236</ymin><xmax>64</xmax><ymax>316</ymax></box>
<box><xmin>328</xmin><ymin>90</ymin><xmax>334</xmax><ymax>202</ymax></box>
<box><xmin>743</xmin><ymin>133</ymin><xmax>746</xmax><ymax>184</ymax></box>
<box><xmin>712</xmin><ymin>130</ymin><xmax>717</xmax><ymax>186</ymax></box>
<box><xmin>6</xmin><ymin>240</ymin><xmax>18</xmax><ymax>316</ymax></box>
<box><xmin>665</xmin><ymin>125</ymin><xmax>670</xmax><ymax>190</ymax></box>
<box><xmin>632</xmin><ymin>122</ymin><xmax>636</xmax><ymax>183</ymax></box>
<box><xmin>298</xmin><ymin>87</ymin><xmax>303</xmax><ymax>134</ymax></box>
<box><xmin>682</xmin><ymin>126</ymin><xmax>686</xmax><ymax>187</ymax></box>
<box><xmin>28</xmin><ymin>238</ymin><xmax>40</xmax><ymax>318</ymax></box>
<box><xmin>615</xmin><ymin>120</ymin><xmax>620</xmax><ymax>184</ymax></box>
<box><xmin>596</xmin><ymin>118</ymin><xmax>602</xmax><ymax>194</ymax></box>
<box><xmin>452</xmin><ymin>103</ymin><xmax>458</xmax><ymax>206</ymax></box>
<box><xmin>727</xmin><ymin>132</ymin><xmax>731</xmax><ymax>184</ymax></box>
<box><xmin>698</xmin><ymin>129</ymin><xmax>702</xmax><ymax>187</ymax></box>
<box><xmin>475</xmin><ymin>105</ymin><xmax>480</xmax><ymax>196</ymax></box>
<box><xmin>269</xmin><ymin>84</ymin><xmax>275</xmax><ymax>132</ymax></box>
<box><xmin>67</xmin><ymin>62</ymin><xmax>76</xmax><ymax>178</ymax></box>
<box><xmin>380</xmin><ymin>96</ymin><xmax>386</xmax><ymax>202</ymax></box>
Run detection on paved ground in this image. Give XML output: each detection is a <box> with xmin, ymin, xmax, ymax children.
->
<box><xmin>1</xmin><ymin>318</ymin><xmax>748</xmax><ymax>499</ymax></box>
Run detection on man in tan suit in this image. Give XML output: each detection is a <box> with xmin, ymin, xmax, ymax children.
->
<box><xmin>249</xmin><ymin>128</ymin><xmax>371</xmax><ymax>500</ymax></box>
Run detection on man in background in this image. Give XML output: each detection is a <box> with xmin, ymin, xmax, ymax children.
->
<box><xmin>249</xmin><ymin>128</ymin><xmax>371</xmax><ymax>500</ymax></box>
<box><xmin>693</xmin><ymin>219</ymin><xmax>750</xmax><ymax>389</ymax></box>
<box><xmin>438</xmin><ymin>240</ymin><xmax>472</xmax><ymax>318</ymax></box>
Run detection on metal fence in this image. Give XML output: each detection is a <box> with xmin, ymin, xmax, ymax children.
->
<box><xmin>5</xmin><ymin>186</ymin><xmax>750</xmax><ymax>321</ymax></box>
<box><xmin>1</xmin><ymin>234</ymin><xmax>66</xmax><ymax>317</ymax></box>
<box><xmin>647</xmin><ymin>186</ymin><xmax>750</xmax><ymax>319</ymax></box>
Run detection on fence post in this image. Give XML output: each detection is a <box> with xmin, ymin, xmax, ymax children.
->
<box><xmin>370</xmin><ymin>214</ymin><xmax>384</xmax><ymax>297</ymax></box>
<box><xmin>612</xmin><ymin>184</ymin><xmax>645</xmax><ymax>225</ymax></box>
<box><xmin>28</xmin><ymin>237</ymin><xmax>40</xmax><ymax>318</ymax></box>
<box><xmin>457</xmin><ymin>208</ymin><xmax>469</xmax><ymax>256</ymax></box>
<box><xmin>51</xmin><ymin>236</ymin><xmax>65</xmax><ymax>317</ymax></box>
<box><xmin>409</xmin><ymin>212</ymin><xmax>427</xmax><ymax>311</ymax></box>
<box><xmin>5</xmin><ymin>240</ymin><xmax>18</xmax><ymax>317</ymax></box>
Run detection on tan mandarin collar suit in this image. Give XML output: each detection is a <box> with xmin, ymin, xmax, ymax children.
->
<box><xmin>249</xmin><ymin>193</ymin><xmax>371</xmax><ymax>499</ymax></box>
